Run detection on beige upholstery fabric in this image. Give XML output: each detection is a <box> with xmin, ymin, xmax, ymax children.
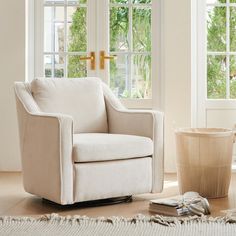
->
<box><xmin>74</xmin><ymin>157</ymin><xmax>152</xmax><ymax>202</ymax></box>
<box><xmin>103</xmin><ymin>85</ymin><xmax>164</xmax><ymax>193</ymax></box>
<box><xmin>14</xmin><ymin>77</ymin><xmax>164</xmax><ymax>205</ymax></box>
<box><xmin>73</xmin><ymin>133</ymin><xmax>153</xmax><ymax>162</ymax></box>
<box><xmin>31</xmin><ymin>78</ymin><xmax>108</xmax><ymax>133</ymax></box>
<box><xmin>15</xmin><ymin>82</ymin><xmax>74</xmax><ymax>204</ymax></box>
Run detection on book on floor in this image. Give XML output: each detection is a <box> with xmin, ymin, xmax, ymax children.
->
<box><xmin>149</xmin><ymin>195</ymin><xmax>188</xmax><ymax>216</ymax></box>
<box><xmin>149</xmin><ymin>192</ymin><xmax>211</xmax><ymax>216</ymax></box>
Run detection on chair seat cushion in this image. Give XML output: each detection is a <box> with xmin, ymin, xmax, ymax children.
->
<box><xmin>73</xmin><ymin>133</ymin><xmax>153</xmax><ymax>162</ymax></box>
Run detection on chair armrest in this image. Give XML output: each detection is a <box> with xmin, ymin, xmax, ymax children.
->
<box><xmin>19</xmin><ymin>111</ymin><xmax>74</xmax><ymax>204</ymax></box>
<box><xmin>106</xmin><ymin>103</ymin><xmax>164</xmax><ymax>193</ymax></box>
<box><xmin>108</xmin><ymin>108</ymin><xmax>162</xmax><ymax>139</ymax></box>
<box><xmin>15</xmin><ymin>82</ymin><xmax>74</xmax><ymax>204</ymax></box>
<box><xmin>102</xmin><ymin>81</ymin><xmax>163</xmax><ymax>138</ymax></box>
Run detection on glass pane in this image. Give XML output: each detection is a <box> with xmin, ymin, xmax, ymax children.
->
<box><xmin>110</xmin><ymin>54</ymin><xmax>129</xmax><ymax>98</ymax></box>
<box><xmin>54</xmin><ymin>55</ymin><xmax>64</xmax><ymax>77</ymax></box>
<box><xmin>133</xmin><ymin>0</ymin><xmax>151</xmax><ymax>3</ymax></box>
<box><xmin>67</xmin><ymin>6</ymin><xmax>77</xmax><ymax>22</ymax></box>
<box><xmin>44</xmin><ymin>0</ymin><xmax>64</xmax><ymax>4</ymax></box>
<box><xmin>133</xmin><ymin>8</ymin><xmax>151</xmax><ymax>52</ymax></box>
<box><xmin>67</xmin><ymin>7</ymin><xmax>87</xmax><ymax>52</ymax></box>
<box><xmin>68</xmin><ymin>55</ymin><xmax>87</xmax><ymax>77</ymax></box>
<box><xmin>54</xmin><ymin>23</ymin><xmax>64</xmax><ymax>52</ymax></box>
<box><xmin>132</xmin><ymin>54</ymin><xmax>151</xmax><ymax>98</ymax></box>
<box><xmin>207</xmin><ymin>55</ymin><xmax>226</xmax><ymax>99</ymax></box>
<box><xmin>230</xmin><ymin>56</ymin><xmax>236</xmax><ymax>98</ymax></box>
<box><xmin>55</xmin><ymin>7</ymin><xmax>64</xmax><ymax>21</ymax></box>
<box><xmin>68</xmin><ymin>0</ymin><xmax>87</xmax><ymax>4</ymax></box>
<box><xmin>110</xmin><ymin>7</ymin><xmax>129</xmax><ymax>51</ymax></box>
<box><xmin>230</xmin><ymin>7</ymin><xmax>236</xmax><ymax>51</ymax></box>
<box><xmin>44</xmin><ymin>55</ymin><xmax>52</xmax><ymax>77</ymax></box>
<box><xmin>44</xmin><ymin>7</ymin><xmax>53</xmax><ymax>52</ymax></box>
<box><xmin>206</xmin><ymin>0</ymin><xmax>226</xmax><ymax>3</ymax></box>
<box><xmin>207</xmin><ymin>7</ymin><xmax>226</xmax><ymax>52</ymax></box>
<box><xmin>110</xmin><ymin>0</ymin><xmax>129</xmax><ymax>4</ymax></box>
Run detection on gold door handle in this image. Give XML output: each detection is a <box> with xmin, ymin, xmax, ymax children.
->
<box><xmin>80</xmin><ymin>52</ymin><xmax>95</xmax><ymax>70</ymax></box>
<box><xmin>100</xmin><ymin>51</ymin><xmax>117</xmax><ymax>70</ymax></box>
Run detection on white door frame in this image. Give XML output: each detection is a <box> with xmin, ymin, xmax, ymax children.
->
<box><xmin>86</xmin><ymin>0</ymin><xmax>97</xmax><ymax>77</ymax></box>
<box><xmin>191</xmin><ymin>0</ymin><xmax>207</xmax><ymax>128</ymax></box>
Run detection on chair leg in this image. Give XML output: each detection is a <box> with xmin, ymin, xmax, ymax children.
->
<box><xmin>42</xmin><ymin>195</ymin><xmax>133</xmax><ymax>208</ymax></box>
<box><xmin>79</xmin><ymin>195</ymin><xmax>133</xmax><ymax>207</ymax></box>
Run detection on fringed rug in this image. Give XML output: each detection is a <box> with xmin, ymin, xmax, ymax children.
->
<box><xmin>1</xmin><ymin>213</ymin><xmax>236</xmax><ymax>236</ymax></box>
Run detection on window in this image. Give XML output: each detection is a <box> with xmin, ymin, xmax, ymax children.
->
<box><xmin>207</xmin><ymin>0</ymin><xmax>236</xmax><ymax>99</ymax></box>
<box><xmin>43</xmin><ymin>0</ymin><xmax>88</xmax><ymax>78</ymax></box>
<box><xmin>109</xmin><ymin>0</ymin><xmax>152</xmax><ymax>99</ymax></box>
<box><xmin>196</xmin><ymin>0</ymin><xmax>236</xmax><ymax>165</ymax></box>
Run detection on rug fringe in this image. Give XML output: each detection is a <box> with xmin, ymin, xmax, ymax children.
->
<box><xmin>1</xmin><ymin>213</ymin><xmax>236</xmax><ymax>226</ymax></box>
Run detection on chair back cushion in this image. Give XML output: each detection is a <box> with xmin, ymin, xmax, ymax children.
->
<box><xmin>31</xmin><ymin>78</ymin><xmax>108</xmax><ymax>133</ymax></box>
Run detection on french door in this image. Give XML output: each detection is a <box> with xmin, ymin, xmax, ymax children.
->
<box><xmin>197</xmin><ymin>0</ymin><xmax>236</xmax><ymax>129</ymax></box>
<box><xmin>196</xmin><ymin>0</ymin><xmax>236</xmax><ymax>165</ymax></box>
<box><xmin>33</xmin><ymin>0</ymin><xmax>159</xmax><ymax>108</ymax></box>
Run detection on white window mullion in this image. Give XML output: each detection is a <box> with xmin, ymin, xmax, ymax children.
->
<box><xmin>128</xmin><ymin>0</ymin><xmax>133</xmax><ymax>95</ymax></box>
<box><xmin>87</xmin><ymin>0</ymin><xmax>97</xmax><ymax>77</ymax></box>
<box><xmin>34</xmin><ymin>0</ymin><xmax>44</xmax><ymax>79</ymax></box>
<box><xmin>111</xmin><ymin>51</ymin><xmax>150</xmax><ymax>55</ymax></box>
<box><xmin>226</xmin><ymin>0</ymin><xmax>230</xmax><ymax>99</ymax></box>
<box><xmin>52</xmin><ymin>6</ymin><xmax>55</xmax><ymax>77</ymax></box>
<box><xmin>64</xmin><ymin>0</ymin><xmax>68</xmax><ymax>77</ymax></box>
<box><xmin>110</xmin><ymin>3</ymin><xmax>151</xmax><ymax>7</ymax></box>
<box><xmin>26</xmin><ymin>0</ymin><xmax>36</xmax><ymax>81</ymax></box>
<box><xmin>207</xmin><ymin>52</ymin><xmax>227</xmax><ymax>55</ymax></box>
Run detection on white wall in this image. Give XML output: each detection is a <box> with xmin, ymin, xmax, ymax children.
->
<box><xmin>162</xmin><ymin>0</ymin><xmax>192</xmax><ymax>172</ymax></box>
<box><xmin>0</xmin><ymin>0</ymin><xmax>25</xmax><ymax>171</ymax></box>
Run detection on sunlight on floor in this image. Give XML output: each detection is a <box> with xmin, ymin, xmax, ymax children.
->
<box><xmin>164</xmin><ymin>180</ymin><xmax>178</xmax><ymax>188</ymax></box>
<box><xmin>232</xmin><ymin>164</ymin><xmax>236</xmax><ymax>172</ymax></box>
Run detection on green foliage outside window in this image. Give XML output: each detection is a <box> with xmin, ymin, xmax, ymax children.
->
<box><xmin>109</xmin><ymin>7</ymin><xmax>151</xmax><ymax>98</ymax></box>
<box><xmin>207</xmin><ymin>0</ymin><xmax>236</xmax><ymax>99</ymax></box>
<box><xmin>67</xmin><ymin>1</ymin><xmax>152</xmax><ymax>98</ymax></box>
<box><xmin>68</xmin><ymin>7</ymin><xmax>87</xmax><ymax>78</ymax></box>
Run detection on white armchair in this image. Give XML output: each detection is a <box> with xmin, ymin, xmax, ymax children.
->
<box><xmin>14</xmin><ymin>78</ymin><xmax>164</xmax><ymax>205</ymax></box>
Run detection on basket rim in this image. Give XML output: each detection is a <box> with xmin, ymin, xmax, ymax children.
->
<box><xmin>175</xmin><ymin>128</ymin><xmax>234</xmax><ymax>137</ymax></box>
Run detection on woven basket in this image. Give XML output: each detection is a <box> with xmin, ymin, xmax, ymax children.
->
<box><xmin>175</xmin><ymin>128</ymin><xmax>234</xmax><ymax>198</ymax></box>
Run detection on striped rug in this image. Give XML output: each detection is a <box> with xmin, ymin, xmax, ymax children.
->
<box><xmin>1</xmin><ymin>213</ymin><xmax>236</xmax><ymax>236</ymax></box>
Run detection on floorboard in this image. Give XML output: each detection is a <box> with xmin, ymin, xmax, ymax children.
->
<box><xmin>0</xmin><ymin>172</ymin><xmax>235</xmax><ymax>217</ymax></box>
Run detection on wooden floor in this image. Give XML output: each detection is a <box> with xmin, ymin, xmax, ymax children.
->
<box><xmin>0</xmin><ymin>172</ymin><xmax>236</xmax><ymax>217</ymax></box>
